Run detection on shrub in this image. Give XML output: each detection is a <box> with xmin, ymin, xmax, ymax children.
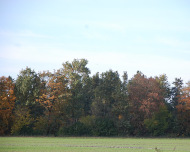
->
<box><xmin>92</xmin><ymin>118</ymin><xmax>117</xmax><ymax>136</ymax></box>
<box><xmin>58</xmin><ymin>122</ymin><xmax>90</xmax><ymax>136</ymax></box>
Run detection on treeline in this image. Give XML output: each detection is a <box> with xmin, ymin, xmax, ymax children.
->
<box><xmin>0</xmin><ymin>59</ymin><xmax>190</xmax><ymax>137</ymax></box>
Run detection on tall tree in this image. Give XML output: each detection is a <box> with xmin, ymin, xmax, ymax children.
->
<box><xmin>128</xmin><ymin>72</ymin><xmax>165</xmax><ymax>135</ymax></box>
<box><xmin>0</xmin><ymin>76</ymin><xmax>16</xmax><ymax>135</ymax></box>
<box><xmin>91</xmin><ymin>70</ymin><xmax>124</xmax><ymax>118</ymax></box>
<box><xmin>176</xmin><ymin>82</ymin><xmax>190</xmax><ymax>135</ymax></box>
<box><xmin>36</xmin><ymin>70</ymin><xmax>70</xmax><ymax>135</ymax></box>
<box><xmin>15</xmin><ymin>67</ymin><xmax>44</xmax><ymax>125</ymax></box>
<box><xmin>90</xmin><ymin>70</ymin><xmax>129</xmax><ymax>135</ymax></box>
<box><xmin>15</xmin><ymin>67</ymin><xmax>41</xmax><ymax>106</ymax></box>
<box><xmin>61</xmin><ymin>59</ymin><xmax>90</xmax><ymax>123</ymax></box>
<box><xmin>171</xmin><ymin>78</ymin><xmax>183</xmax><ymax>111</ymax></box>
<box><xmin>155</xmin><ymin>74</ymin><xmax>171</xmax><ymax>104</ymax></box>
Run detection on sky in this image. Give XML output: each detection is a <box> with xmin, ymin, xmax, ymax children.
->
<box><xmin>0</xmin><ymin>0</ymin><xmax>190</xmax><ymax>83</ymax></box>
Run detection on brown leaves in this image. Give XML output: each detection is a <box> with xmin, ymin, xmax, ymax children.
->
<box><xmin>177</xmin><ymin>84</ymin><xmax>190</xmax><ymax>112</ymax></box>
<box><xmin>128</xmin><ymin>73</ymin><xmax>166</xmax><ymax>134</ymax></box>
<box><xmin>175</xmin><ymin>83</ymin><xmax>190</xmax><ymax>135</ymax></box>
<box><xmin>128</xmin><ymin>73</ymin><xmax>164</xmax><ymax>118</ymax></box>
<box><xmin>37</xmin><ymin>71</ymin><xmax>70</xmax><ymax>111</ymax></box>
<box><xmin>0</xmin><ymin>76</ymin><xmax>16</xmax><ymax>135</ymax></box>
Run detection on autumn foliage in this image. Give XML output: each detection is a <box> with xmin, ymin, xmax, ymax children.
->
<box><xmin>176</xmin><ymin>83</ymin><xmax>190</xmax><ymax>135</ymax></box>
<box><xmin>0</xmin><ymin>76</ymin><xmax>16</xmax><ymax>135</ymax></box>
<box><xmin>0</xmin><ymin>59</ymin><xmax>189</xmax><ymax>136</ymax></box>
<box><xmin>128</xmin><ymin>72</ymin><xmax>165</xmax><ymax>135</ymax></box>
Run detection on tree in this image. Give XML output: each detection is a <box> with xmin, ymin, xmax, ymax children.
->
<box><xmin>61</xmin><ymin>59</ymin><xmax>90</xmax><ymax>123</ymax></box>
<box><xmin>169</xmin><ymin>78</ymin><xmax>183</xmax><ymax>134</ymax></box>
<box><xmin>1</xmin><ymin>58</ymin><xmax>189</xmax><ymax>137</ymax></box>
<box><xmin>128</xmin><ymin>72</ymin><xmax>165</xmax><ymax>135</ymax></box>
<box><xmin>15</xmin><ymin>67</ymin><xmax>41</xmax><ymax>106</ymax></box>
<box><xmin>176</xmin><ymin>82</ymin><xmax>190</xmax><ymax>135</ymax></box>
<box><xmin>15</xmin><ymin>67</ymin><xmax>43</xmax><ymax>120</ymax></box>
<box><xmin>112</xmin><ymin>72</ymin><xmax>130</xmax><ymax>135</ymax></box>
<box><xmin>36</xmin><ymin>70</ymin><xmax>71</xmax><ymax>135</ymax></box>
<box><xmin>144</xmin><ymin>105</ymin><xmax>172</xmax><ymax>136</ymax></box>
<box><xmin>0</xmin><ymin>76</ymin><xmax>16</xmax><ymax>135</ymax></box>
<box><xmin>155</xmin><ymin>74</ymin><xmax>171</xmax><ymax>104</ymax></box>
<box><xmin>91</xmin><ymin>70</ymin><xmax>123</xmax><ymax>118</ymax></box>
<box><xmin>11</xmin><ymin>107</ymin><xmax>34</xmax><ymax>135</ymax></box>
<box><xmin>90</xmin><ymin>70</ymin><xmax>131</xmax><ymax>135</ymax></box>
<box><xmin>171</xmin><ymin>78</ymin><xmax>183</xmax><ymax>112</ymax></box>
<box><xmin>14</xmin><ymin>67</ymin><xmax>44</xmax><ymax>134</ymax></box>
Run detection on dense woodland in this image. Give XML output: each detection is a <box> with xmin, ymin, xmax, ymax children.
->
<box><xmin>0</xmin><ymin>59</ymin><xmax>190</xmax><ymax>137</ymax></box>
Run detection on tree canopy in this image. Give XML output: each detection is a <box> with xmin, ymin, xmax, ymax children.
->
<box><xmin>0</xmin><ymin>59</ymin><xmax>189</xmax><ymax>136</ymax></box>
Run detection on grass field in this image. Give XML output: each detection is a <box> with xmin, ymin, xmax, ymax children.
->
<box><xmin>0</xmin><ymin>137</ymin><xmax>190</xmax><ymax>152</ymax></box>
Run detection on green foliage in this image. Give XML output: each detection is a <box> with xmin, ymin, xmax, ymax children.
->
<box><xmin>58</xmin><ymin>122</ymin><xmax>90</xmax><ymax>136</ymax></box>
<box><xmin>15</xmin><ymin>67</ymin><xmax>41</xmax><ymax>106</ymax></box>
<box><xmin>1</xmin><ymin>58</ymin><xmax>190</xmax><ymax>137</ymax></box>
<box><xmin>91</xmin><ymin>70</ymin><xmax>124</xmax><ymax>119</ymax></box>
<box><xmin>33</xmin><ymin>115</ymin><xmax>48</xmax><ymax>135</ymax></box>
<box><xmin>62</xmin><ymin>59</ymin><xmax>91</xmax><ymax>121</ymax></box>
<box><xmin>58</xmin><ymin>117</ymin><xmax>117</xmax><ymax>136</ymax></box>
<box><xmin>144</xmin><ymin>106</ymin><xmax>172</xmax><ymax>136</ymax></box>
<box><xmin>171</xmin><ymin>78</ymin><xmax>183</xmax><ymax>110</ymax></box>
<box><xmin>79</xmin><ymin>115</ymin><xmax>96</xmax><ymax>128</ymax></box>
<box><xmin>11</xmin><ymin>107</ymin><xmax>34</xmax><ymax>135</ymax></box>
<box><xmin>92</xmin><ymin>118</ymin><xmax>117</xmax><ymax>136</ymax></box>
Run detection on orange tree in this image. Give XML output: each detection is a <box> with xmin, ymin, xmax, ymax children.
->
<box><xmin>35</xmin><ymin>70</ymin><xmax>71</xmax><ymax>135</ymax></box>
<box><xmin>176</xmin><ymin>82</ymin><xmax>190</xmax><ymax>135</ymax></box>
<box><xmin>128</xmin><ymin>72</ymin><xmax>165</xmax><ymax>135</ymax></box>
<box><xmin>0</xmin><ymin>76</ymin><xmax>16</xmax><ymax>135</ymax></box>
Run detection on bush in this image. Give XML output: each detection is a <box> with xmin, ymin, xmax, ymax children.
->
<box><xmin>33</xmin><ymin>116</ymin><xmax>48</xmax><ymax>135</ymax></box>
<box><xmin>58</xmin><ymin>117</ymin><xmax>117</xmax><ymax>137</ymax></box>
<box><xmin>58</xmin><ymin>122</ymin><xmax>90</xmax><ymax>136</ymax></box>
<box><xmin>92</xmin><ymin>118</ymin><xmax>117</xmax><ymax>136</ymax></box>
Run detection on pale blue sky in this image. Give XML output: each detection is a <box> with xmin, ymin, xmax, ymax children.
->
<box><xmin>0</xmin><ymin>0</ymin><xmax>190</xmax><ymax>83</ymax></box>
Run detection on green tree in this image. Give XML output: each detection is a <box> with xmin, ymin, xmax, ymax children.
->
<box><xmin>171</xmin><ymin>78</ymin><xmax>183</xmax><ymax>112</ymax></box>
<box><xmin>91</xmin><ymin>70</ymin><xmax>123</xmax><ymax>118</ymax></box>
<box><xmin>11</xmin><ymin>107</ymin><xmax>34</xmax><ymax>135</ymax></box>
<box><xmin>14</xmin><ymin>67</ymin><xmax>44</xmax><ymax>135</ymax></box>
<box><xmin>61</xmin><ymin>59</ymin><xmax>90</xmax><ymax>123</ymax></box>
<box><xmin>90</xmin><ymin>70</ymin><xmax>130</xmax><ymax>135</ymax></box>
<box><xmin>15</xmin><ymin>67</ymin><xmax>41</xmax><ymax>106</ymax></box>
<box><xmin>155</xmin><ymin>74</ymin><xmax>171</xmax><ymax>103</ymax></box>
<box><xmin>144</xmin><ymin>105</ymin><xmax>172</xmax><ymax>136</ymax></box>
<box><xmin>170</xmin><ymin>78</ymin><xmax>183</xmax><ymax>134</ymax></box>
<box><xmin>92</xmin><ymin>118</ymin><xmax>117</xmax><ymax>136</ymax></box>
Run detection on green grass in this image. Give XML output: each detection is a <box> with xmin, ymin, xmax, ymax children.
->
<box><xmin>0</xmin><ymin>137</ymin><xmax>190</xmax><ymax>152</ymax></box>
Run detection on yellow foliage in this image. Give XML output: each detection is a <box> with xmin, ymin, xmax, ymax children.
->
<box><xmin>2</xmin><ymin>97</ymin><xmax>7</xmax><ymax>101</ymax></box>
<box><xmin>118</xmin><ymin>114</ymin><xmax>123</xmax><ymax>120</ymax></box>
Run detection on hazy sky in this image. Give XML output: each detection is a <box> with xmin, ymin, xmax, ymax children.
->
<box><xmin>0</xmin><ymin>0</ymin><xmax>190</xmax><ymax>83</ymax></box>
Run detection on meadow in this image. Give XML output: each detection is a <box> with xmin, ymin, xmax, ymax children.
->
<box><xmin>0</xmin><ymin>137</ymin><xmax>190</xmax><ymax>152</ymax></box>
